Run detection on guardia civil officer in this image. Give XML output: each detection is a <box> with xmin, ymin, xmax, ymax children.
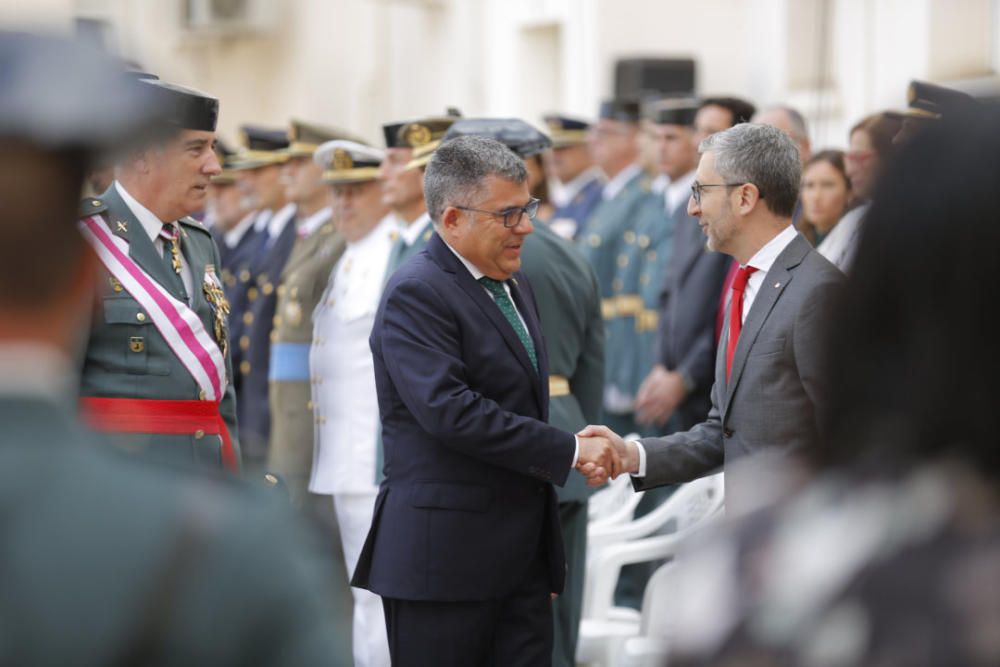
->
<box><xmin>78</xmin><ymin>72</ymin><xmax>239</xmax><ymax>471</ymax></box>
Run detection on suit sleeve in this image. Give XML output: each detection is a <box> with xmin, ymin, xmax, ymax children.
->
<box><xmin>633</xmin><ymin>379</ymin><xmax>725</xmax><ymax>490</ymax></box>
<box><xmin>378</xmin><ymin>277</ymin><xmax>576</xmax><ymax>486</ymax></box>
<box><xmin>572</xmin><ymin>267</ymin><xmax>605</xmax><ymax>425</ymax></box>
<box><xmin>793</xmin><ymin>271</ymin><xmax>842</xmax><ymax>437</ymax></box>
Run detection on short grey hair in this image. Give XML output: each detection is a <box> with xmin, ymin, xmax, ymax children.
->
<box><xmin>699</xmin><ymin>123</ymin><xmax>801</xmax><ymax>218</ymax></box>
<box><xmin>424</xmin><ymin>135</ymin><xmax>528</xmax><ymax>224</ymax></box>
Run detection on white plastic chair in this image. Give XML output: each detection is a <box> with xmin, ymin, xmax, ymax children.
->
<box><xmin>576</xmin><ymin>473</ymin><xmax>724</xmax><ymax>666</ymax></box>
<box><xmin>586</xmin><ymin>433</ymin><xmax>644</xmax><ymax>529</ymax></box>
<box><xmin>620</xmin><ymin>561</ymin><xmax>677</xmax><ymax>667</ymax></box>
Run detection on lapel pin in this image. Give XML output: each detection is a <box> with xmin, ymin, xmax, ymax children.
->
<box><xmin>774</xmin><ymin>282</ymin><xmax>781</xmax><ymax>288</ymax></box>
<box><xmin>511</xmin><ymin>278</ymin><xmax>518</xmax><ymax>286</ymax></box>
<box><xmin>116</xmin><ymin>221</ymin><xmax>128</xmax><ymax>233</ymax></box>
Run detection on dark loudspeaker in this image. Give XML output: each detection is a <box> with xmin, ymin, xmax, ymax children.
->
<box><xmin>614</xmin><ymin>58</ymin><xmax>696</xmax><ymax>100</ymax></box>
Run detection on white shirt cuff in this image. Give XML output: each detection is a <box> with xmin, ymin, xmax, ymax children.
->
<box><xmin>571</xmin><ymin>435</ymin><xmax>580</xmax><ymax>468</ymax></box>
<box><xmin>631</xmin><ymin>439</ymin><xmax>647</xmax><ymax>477</ymax></box>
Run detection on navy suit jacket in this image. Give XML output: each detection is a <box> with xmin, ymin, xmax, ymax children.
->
<box><xmin>352</xmin><ymin>233</ymin><xmax>576</xmax><ymax>601</ymax></box>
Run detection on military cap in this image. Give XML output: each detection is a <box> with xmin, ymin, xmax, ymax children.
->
<box><xmin>598</xmin><ymin>98</ymin><xmax>642</xmax><ymax>123</ymax></box>
<box><xmin>315</xmin><ymin>140</ymin><xmax>384</xmax><ymax>184</ymax></box>
<box><xmin>442</xmin><ymin>118</ymin><xmax>552</xmax><ymax>159</ymax></box>
<box><xmin>543</xmin><ymin>114</ymin><xmax>591</xmax><ymax>148</ymax></box>
<box><xmin>388</xmin><ymin>110</ymin><xmax>462</xmax><ymax>171</ymax></box>
<box><xmin>140</xmin><ymin>78</ymin><xmax>219</xmax><ymax>132</ymax></box>
<box><xmin>643</xmin><ymin>97</ymin><xmax>699</xmax><ymax>127</ymax></box>
<box><xmin>897</xmin><ymin>80</ymin><xmax>977</xmax><ymax>119</ymax></box>
<box><xmin>0</xmin><ymin>31</ymin><xmax>159</xmax><ymax>152</ymax></box>
<box><xmin>211</xmin><ymin>138</ymin><xmax>238</xmax><ymax>185</ymax></box>
<box><xmin>230</xmin><ymin>125</ymin><xmax>290</xmax><ymax>170</ymax></box>
<box><xmin>281</xmin><ymin>119</ymin><xmax>365</xmax><ymax>157</ymax></box>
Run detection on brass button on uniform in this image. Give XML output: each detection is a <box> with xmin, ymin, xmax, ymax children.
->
<box><xmin>262</xmin><ymin>282</ymin><xmax>274</xmax><ymax>296</ymax></box>
<box><xmin>194</xmin><ymin>429</ymin><xmax>205</xmax><ymax>440</ymax></box>
<box><xmin>136</xmin><ymin>312</ymin><xmax>146</xmax><ymax>322</ymax></box>
<box><xmin>239</xmin><ymin>335</ymin><xmax>250</xmax><ymax>351</ymax></box>
<box><xmin>588</xmin><ymin>234</ymin><xmax>601</xmax><ymax>248</ymax></box>
<box><xmin>624</xmin><ymin>230</ymin><xmax>637</xmax><ymax>244</ymax></box>
<box><xmin>638</xmin><ymin>234</ymin><xmax>650</xmax><ymax>248</ymax></box>
<box><xmin>239</xmin><ymin>269</ymin><xmax>251</xmax><ymax>282</ymax></box>
<box><xmin>240</xmin><ymin>361</ymin><xmax>251</xmax><ymax>375</ymax></box>
<box><xmin>617</xmin><ymin>254</ymin><xmax>629</xmax><ymax>268</ymax></box>
<box><xmin>247</xmin><ymin>287</ymin><xmax>259</xmax><ymax>302</ymax></box>
<box><xmin>243</xmin><ymin>312</ymin><xmax>253</xmax><ymax>325</ymax></box>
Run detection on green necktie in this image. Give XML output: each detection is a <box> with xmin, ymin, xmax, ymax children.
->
<box><xmin>478</xmin><ymin>276</ymin><xmax>537</xmax><ymax>372</ymax></box>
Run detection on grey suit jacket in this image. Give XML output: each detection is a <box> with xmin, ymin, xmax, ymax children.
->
<box><xmin>636</xmin><ymin>233</ymin><xmax>843</xmax><ymax>510</ymax></box>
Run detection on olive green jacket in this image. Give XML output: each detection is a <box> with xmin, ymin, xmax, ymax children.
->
<box><xmin>521</xmin><ymin>224</ymin><xmax>605</xmax><ymax>504</ymax></box>
<box><xmin>79</xmin><ymin>185</ymin><xmax>239</xmax><ymax>471</ymax></box>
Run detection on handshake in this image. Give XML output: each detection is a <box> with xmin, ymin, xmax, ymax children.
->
<box><xmin>574</xmin><ymin>425</ymin><xmax>640</xmax><ymax>487</ymax></box>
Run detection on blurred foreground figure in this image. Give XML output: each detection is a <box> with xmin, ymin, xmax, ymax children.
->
<box><xmin>668</xmin><ymin>110</ymin><xmax>1000</xmax><ymax>667</ymax></box>
<box><xmin>0</xmin><ymin>31</ymin><xmax>346</xmax><ymax>666</ymax></box>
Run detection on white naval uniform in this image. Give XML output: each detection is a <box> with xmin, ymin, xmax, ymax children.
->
<box><xmin>309</xmin><ymin>213</ymin><xmax>396</xmax><ymax>667</ymax></box>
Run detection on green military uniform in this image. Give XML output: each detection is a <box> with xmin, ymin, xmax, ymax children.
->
<box><xmin>1</xmin><ymin>393</ymin><xmax>348</xmax><ymax>666</ymax></box>
<box><xmin>521</xmin><ymin>224</ymin><xmax>605</xmax><ymax>667</ymax></box>
<box><xmin>440</xmin><ymin>117</ymin><xmax>605</xmax><ymax>667</ymax></box>
<box><xmin>79</xmin><ymin>186</ymin><xmax>239</xmax><ymax>471</ymax></box>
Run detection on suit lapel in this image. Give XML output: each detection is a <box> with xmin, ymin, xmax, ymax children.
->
<box><xmin>102</xmin><ymin>186</ymin><xmax>184</xmax><ymax>299</ymax></box>
<box><xmin>427</xmin><ymin>235</ymin><xmax>542</xmax><ymax>384</ymax></box>
<box><xmin>723</xmin><ymin>234</ymin><xmax>810</xmax><ymax>411</ymax></box>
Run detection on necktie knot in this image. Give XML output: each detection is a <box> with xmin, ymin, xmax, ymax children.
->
<box><xmin>731</xmin><ymin>265</ymin><xmax>758</xmax><ymax>293</ymax></box>
<box><xmin>159</xmin><ymin>222</ymin><xmax>179</xmax><ymax>242</ymax></box>
<box><xmin>478</xmin><ymin>276</ymin><xmax>506</xmax><ymax>295</ymax></box>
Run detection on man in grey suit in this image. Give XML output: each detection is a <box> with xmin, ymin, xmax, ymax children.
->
<box><xmin>582</xmin><ymin>124</ymin><xmax>843</xmax><ymax>513</ymax></box>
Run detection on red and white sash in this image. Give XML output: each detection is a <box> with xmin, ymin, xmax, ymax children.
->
<box><xmin>79</xmin><ymin>215</ymin><xmax>227</xmax><ymax>402</ymax></box>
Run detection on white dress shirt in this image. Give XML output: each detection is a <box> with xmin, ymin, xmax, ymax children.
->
<box><xmin>266</xmin><ymin>202</ymin><xmax>297</xmax><ymax>243</ymax></box>
<box><xmin>664</xmin><ymin>170</ymin><xmax>697</xmax><ymax>216</ymax></box>
<box><xmin>552</xmin><ymin>167</ymin><xmax>604</xmax><ymax>208</ymax></box>
<box><xmin>114</xmin><ymin>181</ymin><xmax>194</xmax><ymax>297</ymax></box>
<box><xmin>602</xmin><ymin>163</ymin><xmax>643</xmax><ymax>201</ymax></box>
<box><xmin>297</xmin><ymin>206</ymin><xmax>332</xmax><ymax>238</ymax></box>
<box><xmin>223</xmin><ymin>211</ymin><xmax>257</xmax><ymax>248</ymax></box>
<box><xmin>401</xmin><ymin>212</ymin><xmax>432</xmax><ymax>246</ymax></box>
<box><xmin>818</xmin><ymin>203</ymin><xmax>867</xmax><ymax>273</ymax></box>
<box><xmin>631</xmin><ymin>224</ymin><xmax>799</xmax><ymax>477</ymax></box>
<box><xmin>309</xmin><ymin>214</ymin><xmax>397</xmax><ymax>495</ymax></box>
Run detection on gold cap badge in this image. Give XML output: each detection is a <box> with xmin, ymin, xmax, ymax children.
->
<box><xmin>332</xmin><ymin>148</ymin><xmax>354</xmax><ymax>170</ymax></box>
<box><xmin>402</xmin><ymin>123</ymin><xmax>432</xmax><ymax>148</ymax></box>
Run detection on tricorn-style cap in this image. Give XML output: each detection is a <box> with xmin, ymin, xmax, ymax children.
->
<box><xmin>442</xmin><ymin>118</ymin><xmax>552</xmax><ymax>159</ymax></box>
<box><xmin>598</xmin><ymin>98</ymin><xmax>641</xmax><ymax>123</ymax></box>
<box><xmin>230</xmin><ymin>125</ymin><xmax>290</xmax><ymax>170</ymax></box>
<box><xmin>643</xmin><ymin>98</ymin><xmax>699</xmax><ymax>127</ymax></box>
<box><xmin>0</xmin><ymin>30</ymin><xmax>160</xmax><ymax>152</ymax></box>
<box><xmin>315</xmin><ymin>140</ymin><xmax>384</xmax><ymax>184</ymax></box>
<box><xmin>211</xmin><ymin>138</ymin><xmax>238</xmax><ymax>185</ymax></box>
<box><xmin>699</xmin><ymin>96</ymin><xmax>757</xmax><ymax>126</ymax></box>
<box><xmin>282</xmin><ymin>119</ymin><xmax>366</xmax><ymax>157</ymax></box>
<box><xmin>899</xmin><ymin>80</ymin><xmax>977</xmax><ymax>119</ymax></box>
<box><xmin>140</xmin><ymin>78</ymin><xmax>218</xmax><ymax>132</ymax></box>
<box><xmin>542</xmin><ymin>114</ymin><xmax>591</xmax><ymax>148</ymax></box>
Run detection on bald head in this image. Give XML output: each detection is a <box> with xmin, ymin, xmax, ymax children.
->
<box><xmin>753</xmin><ymin>106</ymin><xmax>812</xmax><ymax>163</ymax></box>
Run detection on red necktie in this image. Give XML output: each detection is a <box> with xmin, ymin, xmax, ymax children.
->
<box><xmin>726</xmin><ymin>266</ymin><xmax>758</xmax><ymax>382</ymax></box>
<box><xmin>715</xmin><ymin>260</ymin><xmax>739</xmax><ymax>345</ymax></box>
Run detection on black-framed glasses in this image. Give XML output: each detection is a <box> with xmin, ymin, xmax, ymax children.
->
<box><xmin>690</xmin><ymin>181</ymin><xmax>764</xmax><ymax>206</ymax></box>
<box><xmin>454</xmin><ymin>197</ymin><xmax>540</xmax><ymax>228</ymax></box>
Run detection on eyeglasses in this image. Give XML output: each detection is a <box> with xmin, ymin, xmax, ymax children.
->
<box><xmin>454</xmin><ymin>197</ymin><xmax>540</xmax><ymax>228</ymax></box>
<box><xmin>690</xmin><ymin>181</ymin><xmax>762</xmax><ymax>206</ymax></box>
<box><xmin>844</xmin><ymin>150</ymin><xmax>874</xmax><ymax>163</ymax></box>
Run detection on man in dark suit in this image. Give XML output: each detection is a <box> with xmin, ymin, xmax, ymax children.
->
<box><xmin>583</xmin><ymin>123</ymin><xmax>843</xmax><ymax>514</ymax></box>
<box><xmin>352</xmin><ymin>135</ymin><xmax>619</xmax><ymax>665</ymax></box>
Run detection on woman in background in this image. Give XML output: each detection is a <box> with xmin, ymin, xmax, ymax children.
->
<box><xmin>817</xmin><ymin>112</ymin><xmax>902</xmax><ymax>272</ymax></box>
<box><xmin>799</xmin><ymin>149</ymin><xmax>852</xmax><ymax>246</ymax></box>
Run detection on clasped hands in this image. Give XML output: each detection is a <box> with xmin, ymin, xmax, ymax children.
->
<box><xmin>574</xmin><ymin>425</ymin><xmax>640</xmax><ymax>487</ymax></box>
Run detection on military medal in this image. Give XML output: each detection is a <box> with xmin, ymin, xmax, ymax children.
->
<box><xmin>202</xmin><ymin>267</ymin><xmax>231</xmax><ymax>364</ymax></box>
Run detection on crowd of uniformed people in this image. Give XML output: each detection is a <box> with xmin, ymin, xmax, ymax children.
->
<box><xmin>2</xmin><ymin>25</ymin><xmax>998</xmax><ymax>667</ymax></box>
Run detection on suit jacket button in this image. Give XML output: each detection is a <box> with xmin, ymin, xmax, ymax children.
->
<box><xmin>723</xmin><ymin>428</ymin><xmax>734</xmax><ymax>438</ymax></box>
